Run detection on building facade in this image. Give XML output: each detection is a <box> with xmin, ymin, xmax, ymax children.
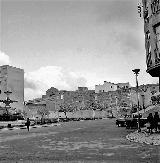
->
<box><xmin>117</xmin><ymin>82</ymin><xmax>130</xmax><ymax>90</ymax></box>
<box><xmin>95</xmin><ymin>81</ymin><xmax>118</xmax><ymax>93</ymax></box>
<box><xmin>77</xmin><ymin>87</ymin><xmax>88</xmax><ymax>92</ymax></box>
<box><xmin>142</xmin><ymin>0</ymin><xmax>160</xmax><ymax>77</ymax></box>
<box><xmin>0</xmin><ymin>65</ymin><xmax>24</xmax><ymax>111</ymax></box>
<box><xmin>95</xmin><ymin>81</ymin><xmax>130</xmax><ymax>93</ymax></box>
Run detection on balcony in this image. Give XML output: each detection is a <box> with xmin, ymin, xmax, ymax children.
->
<box><xmin>147</xmin><ymin>62</ymin><xmax>160</xmax><ymax>77</ymax></box>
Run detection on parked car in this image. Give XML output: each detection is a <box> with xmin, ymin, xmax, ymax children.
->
<box><xmin>125</xmin><ymin>114</ymin><xmax>148</xmax><ymax>129</ymax></box>
<box><xmin>116</xmin><ymin>116</ymin><xmax>126</xmax><ymax>127</ymax></box>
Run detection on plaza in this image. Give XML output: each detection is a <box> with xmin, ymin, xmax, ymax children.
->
<box><xmin>0</xmin><ymin>119</ymin><xmax>159</xmax><ymax>162</ymax></box>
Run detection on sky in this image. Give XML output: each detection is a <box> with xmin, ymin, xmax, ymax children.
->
<box><xmin>0</xmin><ymin>0</ymin><xmax>159</xmax><ymax>101</ymax></box>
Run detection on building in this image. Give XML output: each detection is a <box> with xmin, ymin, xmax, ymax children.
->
<box><xmin>95</xmin><ymin>81</ymin><xmax>117</xmax><ymax>93</ymax></box>
<box><xmin>142</xmin><ymin>0</ymin><xmax>160</xmax><ymax>78</ymax></box>
<box><xmin>95</xmin><ymin>81</ymin><xmax>130</xmax><ymax>93</ymax></box>
<box><xmin>46</xmin><ymin>87</ymin><xmax>59</xmax><ymax>97</ymax></box>
<box><xmin>77</xmin><ymin>87</ymin><xmax>88</xmax><ymax>92</ymax></box>
<box><xmin>0</xmin><ymin>65</ymin><xmax>24</xmax><ymax>111</ymax></box>
<box><xmin>26</xmin><ymin>86</ymin><xmax>96</xmax><ymax>115</ymax></box>
<box><xmin>130</xmin><ymin>83</ymin><xmax>159</xmax><ymax>110</ymax></box>
<box><xmin>117</xmin><ymin>82</ymin><xmax>130</xmax><ymax>90</ymax></box>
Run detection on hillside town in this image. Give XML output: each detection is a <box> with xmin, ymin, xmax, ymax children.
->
<box><xmin>0</xmin><ymin>64</ymin><xmax>159</xmax><ymax>124</ymax></box>
<box><xmin>25</xmin><ymin>81</ymin><xmax>160</xmax><ymax>120</ymax></box>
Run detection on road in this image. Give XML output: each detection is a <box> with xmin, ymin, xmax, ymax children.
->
<box><xmin>0</xmin><ymin>119</ymin><xmax>159</xmax><ymax>162</ymax></box>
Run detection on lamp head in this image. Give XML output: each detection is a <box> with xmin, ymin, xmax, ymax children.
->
<box><xmin>132</xmin><ymin>69</ymin><xmax>140</xmax><ymax>74</ymax></box>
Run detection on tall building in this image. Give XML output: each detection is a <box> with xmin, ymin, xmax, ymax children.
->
<box><xmin>142</xmin><ymin>0</ymin><xmax>160</xmax><ymax>78</ymax></box>
<box><xmin>0</xmin><ymin>65</ymin><xmax>24</xmax><ymax>111</ymax></box>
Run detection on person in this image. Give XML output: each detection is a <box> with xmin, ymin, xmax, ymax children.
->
<box><xmin>26</xmin><ymin>118</ymin><xmax>30</xmax><ymax>131</ymax></box>
<box><xmin>154</xmin><ymin>112</ymin><xmax>159</xmax><ymax>132</ymax></box>
<box><xmin>147</xmin><ymin>113</ymin><xmax>154</xmax><ymax>134</ymax></box>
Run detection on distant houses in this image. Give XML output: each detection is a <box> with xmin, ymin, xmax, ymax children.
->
<box><xmin>25</xmin><ymin>82</ymin><xmax>159</xmax><ymax>119</ymax></box>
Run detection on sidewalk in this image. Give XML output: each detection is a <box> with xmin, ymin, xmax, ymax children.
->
<box><xmin>0</xmin><ymin>123</ymin><xmax>61</xmax><ymax>132</ymax></box>
<box><xmin>126</xmin><ymin>128</ymin><xmax>160</xmax><ymax>145</ymax></box>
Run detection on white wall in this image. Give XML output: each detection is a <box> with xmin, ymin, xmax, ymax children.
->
<box><xmin>95</xmin><ymin>81</ymin><xmax>117</xmax><ymax>93</ymax></box>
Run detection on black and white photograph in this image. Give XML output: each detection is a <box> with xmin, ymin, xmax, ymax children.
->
<box><xmin>0</xmin><ymin>0</ymin><xmax>160</xmax><ymax>162</ymax></box>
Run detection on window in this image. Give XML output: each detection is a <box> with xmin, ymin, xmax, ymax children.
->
<box><xmin>155</xmin><ymin>25</ymin><xmax>160</xmax><ymax>52</ymax></box>
<box><xmin>111</xmin><ymin>86</ymin><xmax>112</xmax><ymax>88</ymax></box>
<box><xmin>0</xmin><ymin>90</ymin><xmax>1</xmax><ymax>94</ymax></box>
<box><xmin>151</xmin><ymin>0</ymin><xmax>160</xmax><ymax>14</ymax></box>
<box><xmin>154</xmin><ymin>25</ymin><xmax>160</xmax><ymax>63</ymax></box>
<box><xmin>146</xmin><ymin>31</ymin><xmax>152</xmax><ymax>67</ymax></box>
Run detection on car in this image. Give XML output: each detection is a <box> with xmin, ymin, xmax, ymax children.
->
<box><xmin>116</xmin><ymin>117</ymin><xmax>126</xmax><ymax>127</ymax></box>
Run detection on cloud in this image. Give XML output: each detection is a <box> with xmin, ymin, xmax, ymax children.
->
<box><xmin>24</xmin><ymin>78</ymin><xmax>37</xmax><ymax>90</ymax></box>
<box><xmin>24</xmin><ymin>66</ymin><xmax>87</xmax><ymax>100</ymax></box>
<box><xmin>0</xmin><ymin>51</ymin><xmax>10</xmax><ymax>65</ymax></box>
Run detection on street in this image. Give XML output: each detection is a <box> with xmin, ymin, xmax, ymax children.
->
<box><xmin>0</xmin><ymin>119</ymin><xmax>160</xmax><ymax>163</ymax></box>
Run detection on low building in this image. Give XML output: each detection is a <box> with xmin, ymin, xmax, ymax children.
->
<box><xmin>95</xmin><ymin>81</ymin><xmax>117</xmax><ymax>93</ymax></box>
<box><xmin>77</xmin><ymin>87</ymin><xmax>88</xmax><ymax>92</ymax></box>
<box><xmin>46</xmin><ymin>87</ymin><xmax>59</xmax><ymax>97</ymax></box>
<box><xmin>95</xmin><ymin>81</ymin><xmax>130</xmax><ymax>93</ymax></box>
<box><xmin>130</xmin><ymin>84</ymin><xmax>159</xmax><ymax>110</ymax></box>
<box><xmin>117</xmin><ymin>82</ymin><xmax>130</xmax><ymax>90</ymax></box>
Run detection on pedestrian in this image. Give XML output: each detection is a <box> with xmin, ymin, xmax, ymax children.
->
<box><xmin>154</xmin><ymin>112</ymin><xmax>159</xmax><ymax>132</ymax></box>
<box><xmin>147</xmin><ymin>113</ymin><xmax>154</xmax><ymax>134</ymax></box>
<box><xmin>26</xmin><ymin>118</ymin><xmax>30</xmax><ymax>131</ymax></box>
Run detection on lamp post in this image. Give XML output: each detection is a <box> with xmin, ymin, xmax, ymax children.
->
<box><xmin>141</xmin><ymin>84</ymin><xmax>147</xmax><ymax>113</ymax></box>
<box><xmin>141</xmin><ymin>94</ymin><xmax>145</xmax><ymax>113</ymax></box>
<box><xmin>132</xmin><ymin>69</ymin><xmax>141</xmax><ymax>132</ymax></box>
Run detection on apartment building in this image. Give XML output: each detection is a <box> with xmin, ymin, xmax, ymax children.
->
<box><xmin>142</xmin><ymin>0</ymin><xmax>160</xmax><ymax>77</ymax></box>
<box><xmin>0</xmin><ymin>65</ymin><xmax>24</xmax><ymax>111</ymax></box>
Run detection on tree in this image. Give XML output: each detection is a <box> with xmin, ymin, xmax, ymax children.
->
<box><xmin>37</xmin><ymin>105</ymin><xmax>49</xmax><ymax>123</ymax></box>
<box><xmin>151</xmin><ymin>96</ymin><xmax>157</xmax><ymax>105</ymax></box>
<box><xmin>17</xmin><ymin>109</ymin><xmax>28</xmax><ymax>119</ymax></box>
<box><xmin>157</xmin><ymin>95</ymin><xmax>160</xmax><ymax>104</ymax></box>
<box><xmin>59</xmin><ymin>103</ymin><xmax>70</xmax><ymax>119</ymax></box>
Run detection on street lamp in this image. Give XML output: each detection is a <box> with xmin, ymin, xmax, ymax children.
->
<box><xmin>132</xmin><ymin>69</ymin><xmax>141</xmax><ymax>132</ymax></box>
<box><xmin>141</xmin><ymin>84</ymin><xmax>147</xmax><ymax>113</ymax></box>
<box><xmin>141</xmin><ymin>94</ymin><xmax>145</xmax><ymax>113</ymax></box>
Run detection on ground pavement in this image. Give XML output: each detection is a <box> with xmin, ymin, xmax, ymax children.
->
<box><xmin>0</xmin><ymin>119</ymin><xmax>160</xmax><ymax>163</ymax></box>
